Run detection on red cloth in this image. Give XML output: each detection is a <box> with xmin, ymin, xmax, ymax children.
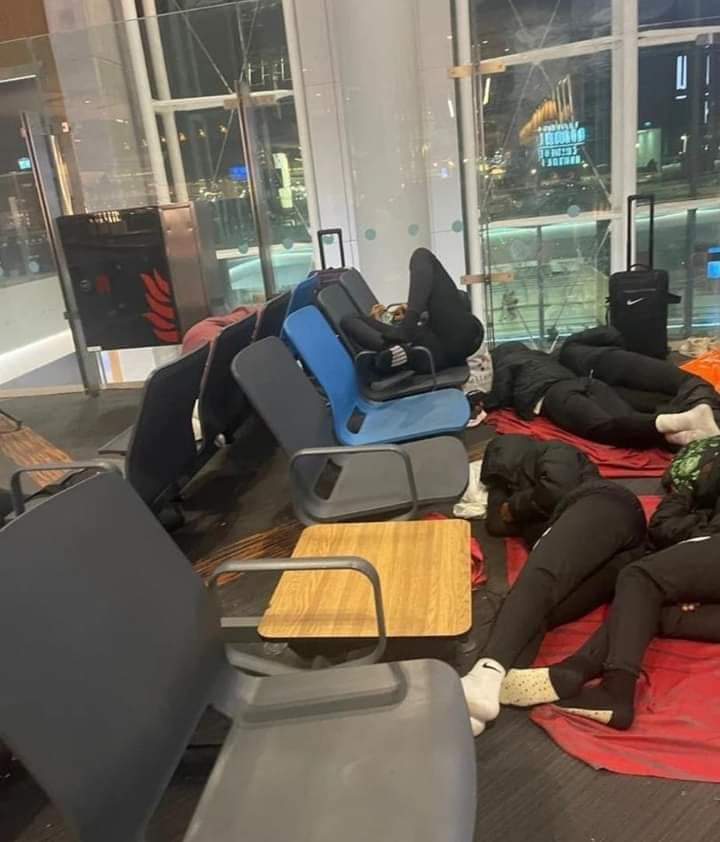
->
<box><xmin>486</xmin><ymin>409</ymin><xmax>671</xmax><ymax>477</ymax></box>
<box><xmin>505</xmin><ymin>495</ymin><xmax>720</xmax><ymax>782</ymax></box>
<box><xmin>182</xmin><ymin>306</ymin><xmax>259</xmax><ymax>353</ymax></box>
<box><xmin>424</xmin><ymin>513</ymin><xmax>487</xmax><ymax>589</ymax></box>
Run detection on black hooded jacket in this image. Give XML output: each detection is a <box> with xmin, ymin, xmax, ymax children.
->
<box><xmin>485</xmin><ymin>342</ymin><xmax>575</xmax><ymax>420</ymax></box>
<box><xmin>481</xmin><ymin>434</ymin><xmax>600</xmax><ymax>544</ymax></box>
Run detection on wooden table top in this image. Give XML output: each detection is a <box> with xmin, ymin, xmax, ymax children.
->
<box><xmin>258</xmin><ymin>519</ymin><xmax>471</xmax><ymax>639</ymax></box>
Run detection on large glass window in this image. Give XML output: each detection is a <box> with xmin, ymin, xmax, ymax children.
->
<box><xmin>639</xmin><ymin>0</ymin><xmax>720</xmax><ymax>30</ymax></box>
<box><xmin>638</xmin><ymin>43</ymin><xmax>720</xmax><ymax>203</ymax></box>
<box><xmin>153</xmin><ymin>0</ymin><xmax>289</xmax><ymax>99</ymax></box>
<box><xmin>472</xmin><ymin>0</ymin><xmax>610</xmax><ymax>59</ymax></box>
<box><xmin>480</xmin><ymin>52</ymin><xmax>611</xmax><ymax>222</ymax></box>
<box><xmin>636</xmin><ymin>207</ymin><xmax>720</xmax><ymax>338</ymax></box>
<box><xmin>487</xmin><ymin>219</ymin><xmax>610</xmax><ymax>344</ymax></box>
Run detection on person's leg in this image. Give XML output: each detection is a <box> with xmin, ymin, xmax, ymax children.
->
<box><xmin>462</xmin><ymin>486</ymin><xmax>645</xmax><ymax>725</ymax></box>
<box><xmin>586</xmin><ymin>347</ymin><xmax>688</xmax><ymax>396</ymax></box>
<box><xmin>543</xmin><ymin>380</ymin><xmax>719</xmax><ymax>448</ymax></box>
<box><xmin>559</xmin><ymin>534</ymin><xmax>720</xmax><ymax>728</ymax></box>
<box><xmin>502</xmin><ymin>574</ymin><xmax>720</xmax><ymax>709</ymax></box>
<box><xmin>659</xmin><ymin>604</ymin><xmax>720</xmax><ymax>642</ymax></box>
<box><xmin>340</xmin><ymin>313</ymin><xmax>405</xmax><ymax>348</ymax></box>
<box><xmin>406</xmin><ymin>248</ymin><xmax>484</xmax><ymax>364</ymax></box>
<box><xmin>542</xmin><ymin>380</ymin><xmax>664</xmax><ymax>448</ymax></box>
<box><xmin>501</xmin><ymin>624</ymin><xmax>610</xmax><ymax>707</ymax></box>
<box><xmin>407</xmin><ymin>324</ymin><xmax>450</xmax><ymax>372</ymax></box>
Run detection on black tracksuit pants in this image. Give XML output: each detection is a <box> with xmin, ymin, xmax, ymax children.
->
<box><xmin>565</xmin><ymin>534</ymin><xmax>720</xmax><ymax>676</ymax></box>
<box><xmin>341</xmin><ymin>248</ymin><xmax>483</xmax><ymax>372</ymax></box>
<box><xmin>561</xmin><ymin>344</ymin><xmax>688</xmax><ymax>396</ymax></box>
<box><xmin>541</xmin><ymin>378</ymin><xmax>667</xmax><ymax>448</ymax></box>
<box><xmin>485</xmin><ymin>484</ymin><xmax>647</xmax><ymax>670</ymax></box>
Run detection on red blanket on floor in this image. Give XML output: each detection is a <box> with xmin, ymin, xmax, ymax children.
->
<box><xmin>505</xmin><ymin>496</ymin><xmax>720</xmax><ymax>782</ymax></box>
<box><xmin>486</xmin><ymin>409</ymin><xmax>672</xmax><ymax>477</ymax></box>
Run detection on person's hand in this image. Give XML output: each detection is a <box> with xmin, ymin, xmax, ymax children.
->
<box><xmin>370</xmin><ymin>303</ymin><xmax>386</xmax><ymax>320</ymax></box>
<box><xmin>500</xmin><ymin>501</ymin><xmax>514</xmax><ymax>523</ymax></box>
<box><xmin>391</xmin><ymin>303</ymin><xmax>407</xmax><ymax>322</ymax></box>
<box><xmin>681</xmin><ymin>603</ymin><xmax>700</xmax><ymax>612</ymax></box>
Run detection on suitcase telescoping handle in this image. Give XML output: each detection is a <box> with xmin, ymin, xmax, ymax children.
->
<box><xmin>627</xmin><ymin>194</ymin><xmax>655</xmax><ymax>271</ymax></box>
<box><xmin>317</xmin><ymin>228</ymin><xmax>346</xmax><ymax>270</ymax></box>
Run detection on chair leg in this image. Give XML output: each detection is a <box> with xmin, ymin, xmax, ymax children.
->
<box><xmin>157</xmin><ymin>502</ymin><xmax>185</xmax><ymax>532</ymax></box>
<box><xmin>0</xmin><ymin>408</ymin><xmax>22</xmax><ymax>435</ymax></box>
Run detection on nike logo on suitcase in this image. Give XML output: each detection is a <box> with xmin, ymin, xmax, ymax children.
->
<box><xmin>626</xmin><ymin>297</ymin><xmax>645</xmax><ymax>306</ymax></box>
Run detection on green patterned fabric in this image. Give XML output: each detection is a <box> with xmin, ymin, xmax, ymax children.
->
<box><xmin>669</xmin><ymin>435</ymin><xmax>720</xmax><ymax>493</ymax></box>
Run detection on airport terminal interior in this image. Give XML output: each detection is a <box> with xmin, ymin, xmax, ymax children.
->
<box><xmin>2</xmin><ymin>1</ymin><xmax>720</xmax><ymax>840</ymax></box>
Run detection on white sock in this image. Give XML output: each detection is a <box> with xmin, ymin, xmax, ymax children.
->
<box><xmin>656</xmin><ymin>403</ymin><xmax>720</xmax><ymax>438</ymax></box>
<box><xmin>666</xmin><ymin>430</ymin><xmax>699</xmax><ymax>447</ymax></box>
<box><xmin>470</xmin><ymin>717</ymin><xmax>485</xmax><ymax>737</ymax></box>
<box><xmin>462</xmin><ymin>658</ymin><xmax>506</xmax><ymax>723</ymax></box>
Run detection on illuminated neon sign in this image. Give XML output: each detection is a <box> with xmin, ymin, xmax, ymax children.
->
<box><xmin>537</xmin><ymin>121</ymin><xmax>586</xmax><ymax>168</ymax></box>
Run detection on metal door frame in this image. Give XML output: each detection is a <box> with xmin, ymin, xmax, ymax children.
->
<box><xmin>0</xmin><ymin>70</ymin><xmax>100</xmax><ymax>395</ymax></box>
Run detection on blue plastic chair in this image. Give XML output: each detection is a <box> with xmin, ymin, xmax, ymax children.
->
<box><xmin>283</xmin><ymin>306</ymin><xmax>470</xmax><ymax>445</ymax></box>
<box><xmin>285</xmin><ymin>274</ymin><xmax>320</xmax><ymax>318</ymax></box>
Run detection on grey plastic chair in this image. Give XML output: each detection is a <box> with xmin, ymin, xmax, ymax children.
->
<box><xmin>328</xmin><ymin>269</ymin><xmax>471</xmax><ymax>398</ymax></box>
<box><xmin>0</xmin><ymin>472</ymin><xmax>476</xmax><ymax>842</ymax></box>
<box><xmin>97</xmin><ymin>343</ymin><xmax>210</xmax><ymax>514</ymax></box>
<box><xmin>231</xmin><ymin>337</ymin><xmax>469</xmax><ymax>524</ymax></box>
<box><xmin>253</xmin><ymin>289</ymin><xmax>291</xmax><ymax>341</ymax></box>
<box><xmin>197</xmin><ymin>313</ymin><xmax>257</xmax><ymax>454</ymax></box>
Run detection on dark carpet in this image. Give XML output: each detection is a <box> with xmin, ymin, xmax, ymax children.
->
<box><xmin>1</xmin><ymin>398</ymin><xmax>718</xmax><ymax>842</ymax></box>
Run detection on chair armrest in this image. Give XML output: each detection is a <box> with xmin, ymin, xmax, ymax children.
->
<box><xmin>289</xmin><ymin>444</ymin><xmax>419</xmax><ymax>524</ymax></box>
<box><xmin>411</xmin><ymin>345</ymin><xmax>438</xmax><ymax>390</ymax></box>
<box><xmin>208</xmin><ymin>555</ymin><xmax>387</xmax><ymax>668</ymax></box>
<box><xmin>10</xmin><ymin>461</ymin><xmax>122</xmax><ymax>515</ymax></box>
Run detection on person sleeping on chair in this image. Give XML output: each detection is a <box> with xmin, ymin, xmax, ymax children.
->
<box><xmin>341</xmin><ymin>247</ymin><xmax>485</xmax><ymax>375</ymax></box>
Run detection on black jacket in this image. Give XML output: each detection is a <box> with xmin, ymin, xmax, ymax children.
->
<box><xmin>485</xmin><ymin>342</ymin><xmax>575</xmax><ymax>420</ymax></box>
<box><xmin>482</xmin><ymin>435</ymin><xmax>599</xmax><ymax>544</ymax></box>
<box><xmin>649</xmin><ymin>490</ymin><xmax>720</xmax><ymax>549</ymax></box>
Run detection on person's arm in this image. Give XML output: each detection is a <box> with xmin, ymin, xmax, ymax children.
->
<box><xmin>648</xmin><ymin>489</ymin><xmax>710</xmax><ymax>548</ymax></box>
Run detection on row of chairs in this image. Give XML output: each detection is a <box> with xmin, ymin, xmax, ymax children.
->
<box><xmin>226</xmin><ymin>266</ymin><xmax>472</xmax><ymax>524</ymax></box>
<box><xmin>9</xmin><ymin>268</ymin><xmax>470</xmax><ymax>527</ymax></box>
<box><xmin>1</xmin><ymin>268</ymin><xmax>477</xmax><ymax>838</ymax></box>
<box><xmin>286</xmin><ymin>267</ymin><xmax>471</xmax><ymax>400</ymax></box>
<box><xmin>0</xmin><ymin>470</ymin><xmax>476</xmax><ymax>842</ymax></box>
<box><xmin>91</xmin><ymin>291</ymin><xmax>291</xmax><ymax>519</ymax></box>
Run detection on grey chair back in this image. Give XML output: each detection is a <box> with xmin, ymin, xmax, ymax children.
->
<box><xmin>340</xmin><ymin>268</ymin><xmax>378</xmax><ymax>313</ymax></box>
<box><xmin>253</xmin><ymin>290</ymin><xmax>291</xmax><ymax>342</ymax></box>
<box><xmin>231</xmin><ymin>337</ymin><xmax>335</xmax><ymax>486</ymax></box>
<box><xmin>126</xmin><ymin>342</ymin><xmax>210</xmax><ymax>508</ymax></box>
<box><xmin>316</xmin><ymin>282</ymin><xmax>363</xmax><ymax>351</ymax></box>
<box><xmin>197</xmin><ymin>312</ymin><xmax>257</xmax><ymax>450</ymax></box>
<box><xmin>0</xmin><ymin>472</ymin><xmax>226</xmax><ymax>842</ymax></box>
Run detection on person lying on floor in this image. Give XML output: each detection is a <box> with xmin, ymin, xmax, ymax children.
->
<box><xmin>485</xmin><ymin>332</ymin><xmax>720</xmax><ymax>449</ymax></box>
<box><xmin>340</xmin><ymin>247</ymin><xmax>485</xmax><ymax>375</ymax></box>
<box><xmin>499</xmin><ymin>434</ymin><xmax>720</xmax><ymax>731</ymax></box>
<box><xmin>481</xmin><ymin>434</ymin><xmax>599</xmax><ymax>547</ymax></box>
<box><xmin>461</xmin><ymin>478</ymin><xmax>647</xmax><ymax>735</ymax></box>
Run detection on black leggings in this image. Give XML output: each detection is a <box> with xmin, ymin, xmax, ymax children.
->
<box><xmin>542</xmin><ymin>378</ymin><xmax>666</xmax><ymax>448</ymax></box>
<box><xmin>568</xmin><ymin>534</ymin><xmax>720</xmax><ymax>676</ymax></box>
<box><xmin>485</xmin><ymin>485</ymin><xmax>647</xmax><ymax>670</ymax></box>
<box><xmin>561</xmin><ymin>343</ymin><xmax>688</xmax><ymax>396</ymax></box>
<box><xmin>341</xmin><ymin>248</ymin><xmax>483</xmax><ymax>372</ymax></box>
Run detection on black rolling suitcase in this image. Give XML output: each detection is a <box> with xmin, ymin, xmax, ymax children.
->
<box><xmin>608</xmin><ymin>194</ymin><xmax>680</xmax><ymax>359</ymax></box>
